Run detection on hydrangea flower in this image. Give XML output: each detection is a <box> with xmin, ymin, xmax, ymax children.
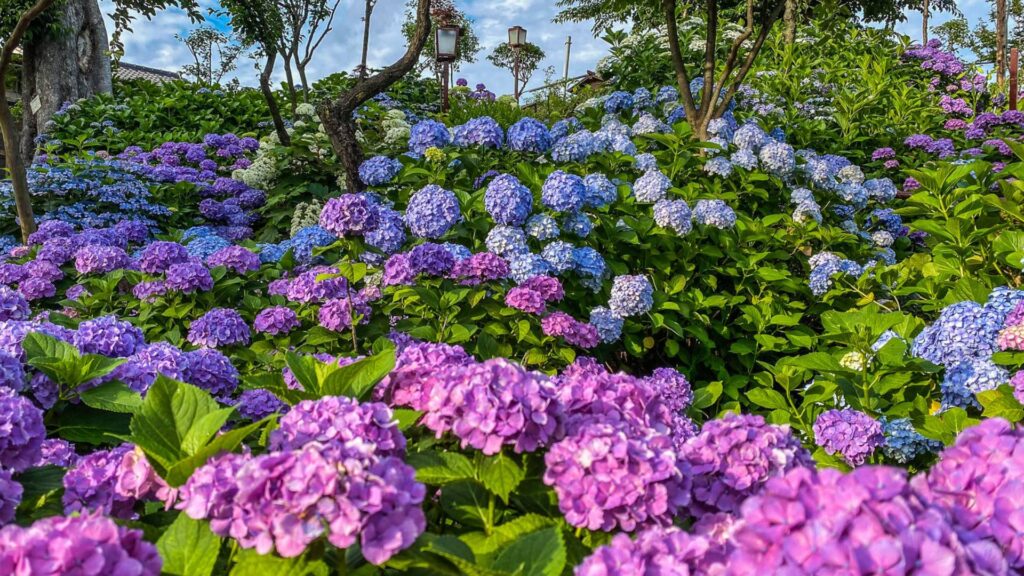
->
<box><xmin>633</xmin><ymin>169</ymin><xmax>670</xmax><ymax>203</ymax></box>
<box><xmin>164</xmin><ymin>260</ymin><xmax>214</xmax><ymax>293</ymax></box>
<box><xmin>183</xmin><ymin>348</ymin><xmax>239</xmax><ymax>399</ymax></box>
<box><xmin>0</xmin><ymin>469</ymin><xmax>20</xmax><ymax>525</ymax></box>
<box><xmin>449</xmin><ymin>252</ymin><xmax>509</xmax><ymax>285</ymax></box>
<box><xmin>405</xmin><ymin>185</ymin><xmax>462</xmax><ymax>238</ymax></box>
<box><xmin>508</xmin><ymin>252</ymin><xmax>552</xmax><ymax>284</ymax></box>
<box><xmin>813</xmin><ymin>408</ymin><xmax>884</xmax><ymax>466</ymax></box>
<box><xmin>235</xmin><ymin>389</ymin><xmax>287</xmax><ymax>421</ymax></box>
<box><xmin>0</xmin><ymin>387</ymin><xmax>44</xmax><ymax>472</ymax></box>
<box><xmin>0</xmin><ymin>286</ymin><xmax>30</xmax><ymax>322</ymax></box>
<box><xmin>452</xmin><ymin>116</ymin><xmax>503</xmax><ymax>148</ymax></box>
<box><xmin>576</xmin><ymin>526</ymin><xmax>719</xmax><ymax>576</ymax></box>
<box><xmin>365</xmin><ymin>206</ymin><xmax>407</xmax><ymax>255</ymax></box>
<box><xmin>758</xmin><ymin>140</ymin><xmax>796</xmax><ymax>176</ymax></box>
<box><xmin>703</xmin><ymin>156</ymin><xmax>734</xmax><ymax>177</ymax></box>
<box><xmin>270</xmin><ymin>395</ymin><xmax>406</xmax><ymax>457</ymax></box>
<box><xmin>484</xmin><ymin>174</ymin><xmax>533</xmax><ymax>226</ymax></box>
<box><xmin>609</xmin><ymin>275</ymin><xmax>654</xmax><ymax>318</ymax></box>
<box><xmin>912</xmin><ymin>301</ymin><xmax>1002</xmax><ymax>367</ymax></box>
<box><xmin>320</xmin><ymin>194</ymin><xmax>380</xmax><ymax>237</ymax></box>
<box><xmin>505</xmin><ymin>286</ymin><xmax>547</xmax><ymax>315</ymax></box>
<box><xmin>74</xmin><ymin>245</ymin><xmax>130</xmax><ymax>275</ymax></box>
<box><xmin>582</xmin><ymin>173</ymin><xmax>617</xmax><ymax>208</ymax></box>
<box><xmin>408</xmin><ymin>119</ymin><xmax>451</xmax><ymax>154</ymax></box>
<box><xmin>421</xmin><ymin>358</ymin><xmax>563</xmax><ymax>455</ymax></box>
<box><xmin>137</xmin><ymin>241</ymin><xmax>190</xmax><ymax>273</ymax></box>
<box><xmin>880</xmin><ymin>417</ymin><xmax>941</xmax><ymax>464</ymax></box>
<box><xmin>541</xmin><ymin>170</ymin><xmax>585</xmax><ymax>213</ymax></box>
<box><xmin>318</xmin><ymin>297</ymin><xmax>371</xmax><ymax>332</ymax></box>
<box><xmin>589</xmin><ymin>306</ymin><xmax>623</xmax><ymax>343</ymax></box>
<box><xmin>114</xmin><ymin>342</ymin><xmax>188</xmax><ymax>393</ymax></box>
<box><xmin>377</xmin><ymin>342</ymin><xmax>473</xmax><ymax>409</ymax></box>
<box><xmin>188</xmin><ymin>308</ymin><xmax>251</xmax><ymax>348</ymax></box>
<box><xmin>506</xmin><ymin>117</ymin><xmax>553</xmax><ymax>153</ymax></box>
<box><xmin>75</xmin><ymin>315</ymin><xmax>145</xmax><ymax>357</ymax></box>
<box><xmin>62</xmin><ymin>444</ymin><xmax>152</xmax><ymax>518</ymax></box>
<box><xmin>653</xmin><ymin>199</ymin><xmax>692</xmax><ymax>235</ymax></box>
<box><xmin>541</xmin><ymin>241</ymin><xmax>576</xmax><ymax>274</ymax></box>
<box><xmin>253</xmin><ymin>306</ymin><xmax>300</xmax><ymax>335</ymax></box>
<box><xmin>693</xmin><ymin>199</ymin><xmax>737</xmax><ymax>229</ymax></box>
<box><xmin>562</xmin><ymin>212</ymin><xmax>592</xmax><ymax>238</ymax></box>
<box><xmin>525</xmin><ymin>214</ymin><xmax>559</xmax><ymax>241</ymax></box>
<box><xmin>940</xmin><ymin>358</ymin><xmax>1009</xmax><ymax>409</ymax></box>
<box><xmin>358</xmin><ymin>156</ymin><xmax>403</xmax><ymax>186</ymax></box>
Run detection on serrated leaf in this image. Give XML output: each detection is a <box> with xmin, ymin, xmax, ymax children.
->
<box><xmin>130</xmin><ymin>376</ymin><xmax>223</xmax><ymax>473</ymax></box>
<box><xmin>477</xmin><ymin>452</ymin><xmax>524</xmax><ymax>503</ymax></box>
<box><xmin>320</xmin><ymin>348</ymin><xmax>396</xmax><ymax>400</ymax></box>
<box><xmin>978</xmin><ymin>385</ymin><xmax>1024</xmax><ymax>422</ymax></box>
<box><xmin>491</xmin><ymin>527</ymin><xmax>566</xmax><ymax>576</ymax></box>
<box><xmin>692</xmin><ymin>381</ymin><xmax>722</xmax><ymax>409</ymax></box>
<box><xmin>409</xmin><ymin>451</ymin><xmax>476</xmax><ymax>485</ymax></box>
<box><xmin>229</xmin><ymin>549</ymin><xmax>329</xmax><ymax>576</ymax></box>
<box><xmin>180</xmin><ymin>407</ymin><xmax>236</xmax><ymax>455</ymax></box>
<box><xmin>79</xmin><ymin>381</ymin><xmax>143</xmax><ymax>414</ymax></box>
<box><xmin>746</xmin><ymin>388</ymin><xmax>788</xmax><ymax>410</ymax></box>
<box><xmin>157</xmin><ymin>514</ymin><xmax>221</xmax><ymax>576</ymax></box>
<box><xmin>460</xmin><ymin>515</ymin><xmax>559</xmax><ymax>564</ymax></box>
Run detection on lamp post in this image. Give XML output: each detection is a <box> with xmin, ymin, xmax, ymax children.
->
<box><xmin>436</xmin><ymin>24</ymin><xmax>460</xmax><ymax>113</ymax></box>
<box><xmin>508</xmin><ymin>25</ymin><xmax>526</xmax><ymax>102</ymax></box>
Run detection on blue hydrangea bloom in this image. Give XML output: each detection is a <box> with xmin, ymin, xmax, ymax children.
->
<box><xmin>583</xmin><ymin>173</ymin><xmax>618</xmax><ymax>208</ymax></box>
<box><xmin>405</xmin><ymin>185</ymin><xmax>462</xmax><ymax>238</ymax></box>
<box><xmin>408</xmin><ymin>119</ymin><xmax>451</xmax><ymax>155</ymax></box>
<box><xmin>589</xmin><ymin>306</ymin><xmax>623</xmax><ymax>343</ymax></box>
<box><xmin>563</xmin><ymin>212</ymin><xmax>593</xmax><ymax>238</ymax></box>
<box><xmin>604</xmin><ymin>91</ymin><xmax>634</xmax><ymax>114</ymax></box>
<box><xmin>509</xmin><ymin>252</ymin><xmax>552</xmax><ymax>284</ymax></box>
<box><xmin>911</xmin><ymin>301</ymin><xmax>1002</xmax><ymax>367</ymax></box>
<box><xmin>703</xmin><ymin>156</ymin><xmax>733</xmax><ymax>177</ymax></box>
<box><xmin>759</xmin><ymin>140</ymin><xmax>796</xmax><ymax>176</ymax></box>
<box><xmin>572</xmin><ymin>247</ymin><xmax>606</xmax><ymax>280</ymax></box>
<box><xmin>365</xmin><ymin>206</ymin><xmax>407</xmax><ymax>255</ymax></box>
<box><xmin>653</xmin><ymin>199</ymin><xmax>692</xmax><ymax>235</ymax></box>
<box><xmin>941</xmin><ymin>358</ymin><xmax>1008</xmax><ymax>409</ymax></box>
<box><xmin>452</xmin><ymin>116</ymin><xmax>504</xmax><ymax>148</ymax></box>
<box><xmin>880</xmin><ymin>417</ymin><xmax>941</xmax><ymax>463</ymax></box>
<box><xmin>632</xmin><ymin>87</ymin><xmax>653</xmax><ymax>109</ymax></box>
<box><xmin>633</xmin><ymin>169</ymin><xmax>670</xmax><ymax>203</ymax></box>
<box><xmin>485</xmin><ymin>174</ymin><xmax>533</xmax><ymax>226</ymax></box>
<box><xmin>525</xmin><ymin>214</ymin><xmax>560</xmax><ymax>241</ymax></box>
<box><xmin>609</xmin><ymin>275</ymin><xmax>654</xmax><ymax>318</ymax></box>
<box><xmin>507</xmin><ymin>118</ymin><xmax>553</xmax><ymax>153</ymax></box>
<box><xmin>655</xmin><ymin>86</ymin><xmax>679</xmax><ymax>104</ymax></box>
<box><xmin>486</xmin><ymin>225</ymin><xmax>529</xmax><ymax>257</ymax></box>
<box><xmin>730</xmin><ymin>149</ymin><xmax>758</xmax><ymax>170</ymax></box>
<box><xmin>732</xmin><ymin>123</ymin><xmax>768</xmax><ymax>151</ymax></box>
<box><xmin>633</xmin><ymin>153</ymin><xmax>658</xmax><ymax>173</ymax></box>
<box><xmin>184</xmin><ymin>235</ymin><xmax>230</xmax><ymax>260</ymax></box>
<box><xmin>541</xmin><ymin>171</ymin><xmax>586</xmax><ymax>213</ymax></box>
<box><xmin>549</xmin><ymin>117</ymin><xmax>581</xmax><ymax>141</ymax></box>
<box><xmin>551</xmin><ymin>131</ymin><xmax>597</xmax><ymax>163</ymax></box>
<box><xmin>358</xmin><ymin>156</ymin><xmax>403</xmax><ymax>186</ymax></box>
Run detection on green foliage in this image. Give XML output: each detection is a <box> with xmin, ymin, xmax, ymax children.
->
<box><xmin>488</xmin><ymin>42</ymin><xmax>546</xmax><ymax>94</ymax></box>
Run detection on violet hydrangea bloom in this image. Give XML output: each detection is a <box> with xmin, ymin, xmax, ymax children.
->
<box><xmin>421</xmin><ymin>358</ymin><xmax>564</xmax><ymax>455</ymax></box>
<box><xmin>235</xmin><ymin>389</ymin><xmax>287</xmax><ymax>421</ymax></box>
<box><xmin>679</xmin><ymin>413</ymin><xmax>812</xmax><ymax>516</ymax></box>
<box><xmin>164</xmin><ymin>259</ymin><xmax>214</xmax><ymax>293</ymax></box>
<box><xmin>813</xmin><ymin>408</ymin><xmax>884</xmax><ymax>466</ymax></box>
<box><xmin>0</xmin><ymin>286</ymin><xmax>29</xmax><ymax>322</ymax></box>
<box><xmin>318</xmin><ymin>297</ymin><xmax>371</xmax><ymax>332</ymax></box>
<box><xmin>484</xmin><ymin>174</ymin><xmax>533</xmax><ymax>226</ymax></box>
<box><xmin>113</xmin><ymin>342</ymin><xmax>189</xmax><ymax>393</ymax></box>
<box><xmin>34</xmin><ymin>438</ymin><xmax>78</xmax><ymax>468</ymax></box>
<box><xmin>62</xmin><ymin>444</ymin><xmax>140</xmax><ymax>518</ymax></box>
<box><xmin>320</xmin><ymin>193</ymin><xmax>380</xmax><ymax>237</ymax></box>
<box><xmin>206</xmin><ymin>245</ymin><xmax>260</xmax><ymax>273</ymax></box>
<box><xmin>253</xmin><ymin>306</ymin><xmax>300</xmax><ymax>336</ymax></box>
<box><xmin>188</xmin><ymin>307</ymin><xmax>251</xmax><ymax>347</ymax></box>
<box><xmin>74</xmin><ymin>315</ymin><xmax>144</xmax><ymax>357</ymax></box>
<box><xmin>405</xmin><ymin>185</ymin><xmax>462</xmax><ymax>238</ymax></box>
<box><xmin>183</xmin><ymin>348</ymin><xmax>239</xmax><ymax>398</ymax></box>
<box><xmin>0</xmin><ymin>387</ymin><xmax>43</xmax><ymax>472</ymax></box>
<box><xmin>136</xmin><ymin>241</ymin><xmax>190</xmax><ymax>273</ymax></box>
<box><xmin>541</xmin><ymin>170</ymin><xmax>586</xmax><ymax>213</ymax></box>
<box><xmin>576</xmin><ymin>525</ymin><xmax>720</xmax><ymax>576</ymax></box>
<box><xmin>0</xmin><ymin>469</ymin><xmax>20</xmax><ymax>525</ymax></box>
<box><xmin>270</xmin><ymin>396</ymin><xmax>406</xmax><ymax>458</ymax></box>
<box><xmin>0</xmin><ymin>513</ymin><xmax>162</xmax><ymax>575</ymax></box>
<box><xmin>449</xmin><ymin>252</ymin><xmax>509</xmax><ymax>285</ymax></box>
<box><xmin>358</xmin><ymin>155</ymin><xmax>403</xmax><ymax>186</ymax></box>
<box><xmin>74</xmin><ymin>245</ymin><xmax>129</xmax><ymax>275</ymax></box>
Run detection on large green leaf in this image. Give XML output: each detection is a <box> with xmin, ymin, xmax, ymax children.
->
<box><xmin>409</xmin><ymin>451</ymin><xmax>476</xmax><ymax>485</ymax></box>
<box><xmin>491</xmin><ymin>527</ymin><xmax>566</xmax><ymax>576</ymax></box>
<box><xmin>477</xmin><ymin>452</ymin><xmax>525</xmax><ymax>503</ymax></box>
<box><xmin>320</xmin><ymin>348</ymin><xmax>396</xmax><ymax>400</ymax></box>
<box><xmin>157</xmin><ymin>514</ymin><xmax>222</xmax><ymax>576</ymax></box>
<box><xmin>229</xmin><ymin>549</ymin><xmax>329</xmax><ymax>576</ymax></box>
<box><xmin>79</xmin><ymin>381</ymin><xmax>143</xmax><ymax>414</ymax></box>
<box><xmin>23</xmin><ymin>332</ymin><xmax>126</xmax><ymax>390</ymax></box>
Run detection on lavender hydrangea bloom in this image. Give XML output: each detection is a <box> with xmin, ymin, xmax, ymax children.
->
<box><xmin>633</xmin><ymin>169</ymin><xmax>670</xmax><ymax>203</ymax></box>
<box><xmin>421</xmin><ymin>358</ymin><xmax>563</xmax><ymax>455</ymax></box>
<box><xmin>449</xmin><ymin>252</ymin><xmax>509</xmax><ymax>285</ymax></box>
<box><xmin>0</xmin><ymin>351</ymin><xmax>23</xmax><ymax>391</ymax></box>
<box><xmin>541</xmin><ymin>170</ymin><xmax>586</xmax><ymax>213</ymax></box>
<box><xmin>680</xmin><ymin>413</ymin><xmax>811</xmax><ymax>515</ymax></box>
<box><xmin>408</xmin><ymin>119</ymin><xmax>451</xmax><ymax>154</ymax></box>
<box><xmin>183</xmin><ymin>348</ymin><xmax>239</xmax><ymax>398</ymax></box>
<box><xmin>114</xmin><ymin>342</ymin><xmax>188</xmax><ymax>393</ymax></box>
<box><xmin>164</xmin><ymin>260</ymin><xmax>214</xmax><ymax>293</ymax></box>
<box><xmin>0</xmin><ymin>469</ymin><xmax>21</xmax><ymax>525</ymax></box>
<box><xmin>33</xmin><ymin>438</ymin><xmax>78</xmax><ymax>468</ymax></box>
<box><xmin>911</xmin><ymin>301</ymin><xmax>1002</xmax><ymax>367</ymax></box>
<box><xmin>358</xmin><ymin>156</ymin><xmax>403</xmax><ymax>186</ymax></box>
<box><xmin>484</xmin><ymin>174</ymin><xmax>533</xmax><ymax>226</ymax></box>
<box><xmin>318</xmin><ymin>297</ymin><xmax>371</xmax><ymax>331</ymax></box>
<box><xmin>609</xmin><ymin>274</ymin><xmax>654</xmax><ymax>318</ymax></box>
<box><xmin>188</xmin><ymin>308</ymin><xmax>250</xmax><ymax>347</ymax></box>
<box><xmin>813</xmin><ymin>408</ymin><xmax>884</xmax><ymax>466</ymax></box>
<box><xmin>235</xmin><ymin>389</ymin><xmax>287</xmax><ymax>421</ymax></box>
<box><xmin>74</xmin><ymin>245</ymin><xmax>130</xmax><ymax>275</ymax></box>
<box><xmin>206</xmin><ymin>245</ymin><xmax>260</xmax><ymax>273</ymax></box>
<box><xmin>270</xmin><ymin>396</ymin><xmax>406</xmax><ymax>457</ymax></box>
<box><xmin>0</xmin><ymin>286</ymin><xmax>29</xmax><ymax>322</ymax></box>
<box><xmin>544</xmin><ymin>421</ymin><xmax>688</xmax><ymax>532</ymax></box>
<box><xmin>405</xmin><ymin>185</ymin><xmax>462</xmax><ymax>238</ymax></box>
<box><xmin>137</xmin><ymin>241</ymin><xmax>190</xmax><ymax>273</ymax></box>
<box><xmin>693</xmin><ymin>199</ymin><xmax>737</xmax><ymax>229</ymax></box>
<box><xmin>74</xmin><ymin>315</ymin><xmax>144</xmax><ymax>357</ymax></box>
<box><xmin>506</xmin><ymin>117</ymin><xmax>552</xmax><ymax>153</ymax></box>
<box><xmin>253</xmin><ymin>306</ymin><xmax>300</xmax><ymax>335</ymax></box>
<box><xmin>0</xmin><ymin>513</ymin><xmax>162</xmax><ymax>575</ymax></box>
<box><xmin>576</xmin><ymin>526</ymin><xmax>719</xmax><ymax>576</ymax></box>
<box><xmin>452</xmin><ymin>116</ymin><xmax>504</xmax><ymax>148</ymax></box>
<box><xmin>0</xmin><ymin>387</ymin><xmax>44</xmax><ymax>472</ymax></box>
<box><xmin>320</xmin><ymin>194</ymin><xmax>380</xmax><ymax>237</ymax></box>
<box><xmin>653</xmin><ymin>199</ymin><xmax>693</xmax><ymax>235</ymax></box>
<box><xmin>62</xmin><ymin>444</ymin><xmax>138</xmax><ymax>518</ymax></box>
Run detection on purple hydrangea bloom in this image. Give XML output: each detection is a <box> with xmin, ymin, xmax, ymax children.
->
<box><xmin>62</xmin><ymin>444</ymin><xmax>139</xmax><ymax>518</ymax></box>
<box><xmin>74</xmin><ymin>245</ymin><xmax>129</xmax><ymax>275</ymax></box>
<box><xmin>608</xmin><ymin>274</ymin><xmax>654</xmax><ymax>318</ymax></box>
<box><xmin>0</xmin><ymin>513</ymin><xmax>162</xmax><ymax>575</ymax></box>
<box><xmin>452</xmin><ymin>116</ymin><xmax>504</xmax><ymax>148</ymax></box>
<box><xmin>376</xmin><ymin>342</ymin><xmax>473</xmax><ymax>409</ymax></box>
<box><xmin>34</xmin><ymin>438</ymin><xmax>78</xmax><ymax>468</ymax></box>
<box><xmin>0</xmin><ymin>469</ymin><xmax>21</xmax><ymax>525</ymax></box>
<box><xmin>188</xmin><ymin>308</ymin><xmax>250</xmax><ymax>348</ymax></box>
<box><xmin>137</xmin><ymin>241</ymin><xmax>190</xmax><ymax>273</ymax></box>
<box><xmin>0</xmin><ymin>387</ymin><xmax>44</xmax><ymax>472</ymax></box>
<box><xmin>576</xmin><ymin>526</ymin><xmax>719</xmax><ymax>576</ymax></box>
<box><xmin>235</xmin><ymin>389</ymin><xmax>287</xmax><ymax>421</ymax></box>
<box><xmin>183</xmin><ymin>348</ymin><xmax>239</xmax><ymax>398</ymax></box>
<box><xmin>163</xmin><ymin>260</ymin><xmax>214</xmax><ymax>293</ymax></box>
<box><xmin>813</xmin><ymin>408</ymin><xmax>884</xmax><ymax>466</ymax></box>
<box><xmin>506</xmin><ymin>117</ymin><xmax>552</xmax><ymax>152</ymax></box>
<box><xmin>484</xmin><ymin>174</ymin><xmax>533</xmax><ymax>226</ymax></box>
<box><xmin>114</xmin><ymin>342</ymin><xmax>188</xmax><ymax>393</ymax></box>
<box><xmin>206</xmin><ymin>245</ymin><xmax>260</xmax><ymax>273</ymax></box>
<box><xmin>253</xmin><ymin>306</ymin><xmax>300</xmax><ymax>335</ymax></box>
<box><xmin>284</xmin><ymin>266</ymin><xmax>348</xmax><ymax>303</ymax></box>
<box><xmin>680</xmin><ymin>413</ymin><xmax>812</xmax><ymax>515</ymax></box>
<box><xmin>365</xmin><ymin>206</ymin><xmax>407</xmax><ymax>255</ymax></box>
<box><xmin>449</xmin><ymin>252</ymin><xmax>509</xmax><ymax>285</ymax></box>
<box><xmin>544</xmin><ymin>421</ymin><xmax>688</xmax><ymax>532</ymax></box>
<box><xmin>405</xmin><ymin>185</ymin><xmax>462</xmax><ymax>238</ymax></box>
<box><xmin>505</xmin><ymin>286</ymin><xmax>547</xmax><ymax>315</ymax></box>
<box><xmin>270</xmin><ymin>396</ymin><xmax>406</xmax><ymax>457</ymax></box>
<box><xmin>358</xmin><ymin>155</ymin><xmax>403</xmax><ymax>186</ymax></box>
<box><xmin>408</xmin><ymin>119</ymin><xmax>451</xmax><ymax>154</ymax></box>
<box><xmin>318</xmin><ymin>297</ymin><xmax>371</xmax><ymax>332</ymax></box>
<box><xmin>645</xmin><ymin>367</ymin><xmax>693</xmax><ymax>412</ymax></box>
<box><xmin>421</xmin><ymin>358</ymin><xmax>564</xmax><ymax>455</ymax></box>
<box><xmin>653</xmin><ymin>199</ymin><xmax>692</xmax><ymax>235</ymax></box>
<box><xmin>320</xmin><ymin>194</ymin><xmax>380</xmax><ymax>237</ymax></box>
<box><xmin>0</xmin><ymin>286</ymin><xmax>30</xmax><ymax>321</ymax></box>
<box><xmin>74</xmin><ymin>315</ymin><xmax>144</xmax><ymax>357</ymax></box>
<box><xmin>541</xmin><ymin>170</ymin><xmax>586</xmax><ymax>213</ymax></box>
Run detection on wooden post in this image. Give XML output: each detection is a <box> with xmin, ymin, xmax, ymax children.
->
<box><xmin>441</xmin><ymin>61</ymin><xmax>450</xmax><ymax>112</ymax></box>
<box><xmin>1011</xmin><ymin>47</ymin><xmax>1019</xmax><ymax>111</ymax></box>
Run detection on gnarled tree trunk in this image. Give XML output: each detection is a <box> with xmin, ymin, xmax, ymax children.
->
<box><xmin>19</xmin><ymin>0</ymin><xmax>112</xmax><ymax>161</ymax></box>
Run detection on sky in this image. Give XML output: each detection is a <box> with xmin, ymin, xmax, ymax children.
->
<box><xmin>98</xmin><ymin>0</ymin><xmax>613</xmax><ymax>96</ymax></box>
<box><xmin>100</xmin><ymin>0</ymin><xmax>999</xmax><ymax>97</ymax></box>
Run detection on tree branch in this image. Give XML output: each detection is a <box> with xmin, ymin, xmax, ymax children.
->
<box><xmin>661</xmin><ymin>0</ymin><xmax>699</xmax><ymax>126</ymax></box>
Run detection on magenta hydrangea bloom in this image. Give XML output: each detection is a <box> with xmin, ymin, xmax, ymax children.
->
<box><xmin>728</xmin><ymin>466</ymin><xmax>994</xmax><ymax>574</ymax></box>
<box><xmin>421</xmin><ymin>358</ymin><xmax>564</xmax><ymax>455</ymax></box>
<box><xmin>644</xmin><ymin>367</ymin><xmax>693</xmax><ymax>412</ymax></box>
<box><xmin>678</xmin><ymin>413</ymin><xmax>812</xmax><ymax>516</ymax></box>
<box><xmin>576</xmin><ymin>525</ymin><xmax>720</xmax><ymax>576</ymax></box>
<box><xmin>270</xmin><ymin>396</ymin><xmax>406</xmax><ymax>457</ymax></box>
<box><xmin>206</xmin><ymin>245</ymin><xmax>261</xmax><ymax>273</ymax></box>
<box><xmin>377</xmin><ymin>342</ymin><xmax>473</xmax><ymax>409</ymax></box>
<box><xmin>253</xmin><ymin>306</ymin><xmax>300</xmax><ymax>335</ymax></box>
<box><xmin>541</xmin><ymin>311</ymin><xmax>599</xmax><ymax>348</ymax></box>
<box><xmin>178</xmin><ymin>441</ymin><xmax>425</xmax><ymax>563</ymax></box>
<box><xmin>813</xmin><ymin>408</ymin><xmax>884</xmax><ymax>466</ymax></box>
<box><xmin>505</xmin><ymin>286</ymin><xmax>546</xmax><ymax>315</ymax></box>
<box><xmin>1013</xmin><ymin>370</ymin><xmax>1024</xmax><ymax>405</ymax></box>
<box><xmin>0</xmin><ymin>513</ymin><xmax>162</xmax><ymax>575</ymax></box>
<box><xmin>913</xmin><ymin>418</ymin><xmax>1024</xmax><ymax>570</ymax></box>
<box><xmin>187</xmin><ymin>307</ymin><xmax>251</xmax><ymax>347</ymax></box>
<box><xmin>521</xmin><ymin>275</ymin><xmax>564</xmax><ymax>301</ymax></box>
<box><xmin>0</xmin><ymin>387</ymin><xmax>45</xmax><ymax>472</ymax></box>
<box><xmin>544</xmin><ymin>421</ymin><xmax>689</xmax><ymax>532</ymax></box>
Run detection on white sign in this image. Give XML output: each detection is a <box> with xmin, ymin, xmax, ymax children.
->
<box><xmin>29</xmin><ymin>95</ymin><xmax>41</xmax><ymax>115</ymax></box>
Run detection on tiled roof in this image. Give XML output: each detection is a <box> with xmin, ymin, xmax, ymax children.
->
<box><xmin>114</xmin><ymin>62</ymin><xmax>180</xmax><ymax>84</ymax></box>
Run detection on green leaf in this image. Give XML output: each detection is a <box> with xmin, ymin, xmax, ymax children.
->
<box><xmin>180</xmin><ymin>407</ymin><xmax>236</xmax><ymax>455</ymax></box>
<box><xmin>409</xmin><ymin>451</ymin><xmax>476</xmax><ymax>485</ymax></box>
<box><xmin>692</xmin><ymin>381</ymin><xmax>722</xmax><ymax>410</ymax></box>
<box><xmin>477</xmin><ymin>452</ymin><xmax>525</xmax><ymax>503</ymax></box>
<box><xmin>491</xmin><ymin>527</ymin><xmax>566</xmax><ymax>576</ymax></box>
<box><xmin>157</xmin><ymin>514</ymin><xmax>222</xmax><ymax>576</ymax></box>
<box><xmin>393</xmin><ymin>409</ymin><xmax>422</xmax><ymax>430</ymax></box>
<box><xmin>320</xmin><ymin>348</ymin><xmax>396</xmax><ymax>400</ymax></box>
<box><xmin>780</xmin><ymin>352</ymin><xmax>843</xmax><ymax>372</ymax></box>
<box><xmin>79</xmin><ymin>381</ymin><xmax>143</xmax><ymax>414</ymax></box>
<box><xmin>746</xmin><ymin>388</ymin><xmax>789</xmax><ymax>411</ymax></box>
<box><xmin>978</xmin><ymin>386</ymin><xmax>1024</xmax><ymax>423</ymax></box>
<box><xmin>23</xmin><ymin>332</ymin><xmax>127</xmax><ymax>388</ymax></box>
<box><xmin>130</xmin><ymin>376</ymin><xmax>223</xmax><ymax>473</ymax></box>
<box><xmin>229</xmin><ymin>549</ymin><xmax>329</xmax><ymax>576</ymax></box>
<box><xmin>56</xmin><ymin>404</ymin><xmax>132</xmax><ymax>445</ymax></box>
<box><xmin>460</xmin><ymin>515</ymin><xmax>559</xmax><ymax>564</ymax></box>
<box><xmin>284</xmin><ymin>352</ymin><xmax>321</xmax><ymax>395</ymax></box>
<box><xmin>164</xmin><ymin>417</ymin><xmax>266</xmax><ymax>487</ymax></box>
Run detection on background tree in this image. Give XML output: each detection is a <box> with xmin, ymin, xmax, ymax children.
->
<box><xmin>971</xmin><ymin>0</ymin><xmax>1024</xmax><ymax>85</ymax></box>
<box><xmin>219</xmin><ymin>0</ymin><xmax>291</xmax><ymax>145</ymax></box>
<box><xmin>931</xmin><ymin>15</ymin><xmax>972</xmax><ymax>52</ymax></box>
<box><xmin>488</xmin><ymin>42</ymin><xmax>545</xmax><ymax>101</ymax></box>
<box><xmin>177</xmin><ymin>25</ymin><xmax>248</xmax><ymax>86</ymax></box>
<box><xmin>358</xmin><ymin>0</ymin><xmax>377</xmax><ymax>78</ymax></box>
<box><xmin>402</xmin><ymin>0</ymin><xmax>480</xmax><ymax>78</ymax></box>
<box><xmin>318</xmin><ymin>0</ymin><xmax>432</xmax><ymax>191</ymax></box>
<box><xmin>275</xmin><ymin>0</ymin><xmax>341</xmax><ymax>107</ymax></box>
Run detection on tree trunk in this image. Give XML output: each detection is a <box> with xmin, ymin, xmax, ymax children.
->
<box><xmin>997</xmin><ymin>0</ymin><xmax>1008</xmax><ymax>88</ymax></box>
<box><xmin>19</xmin><ymin>0</ymin><xmax>112</xmax><ymax>161</ymax></box>
<box><xmin>281</xmin><ymin>51</ymin><xmax>298</xmax><ymax>115</ymax></box>
<box><xmin>784</xmin><ymin>0</ymin><xmax>797</xmax><ymax>44</ymax></box>
<box><xmin>318</xmin><ymin>0</ymin><xmax>431</xmax><ymax>191</ymax></box>
<box><xmin>260</xmin><ymin>51</ymin><xmax>291</xmax><ymax>146</ymax></box>
<box><xmin>921</xmin><ymin>0</ymin><xmax>929</xmax><ymax>44</ymax></box>
<box><xmin>296</xmin><ymin>63</ymin><xmax>311</xmax><ymax>102</ymax></box>
<box><xmin>359</xmin><ymin>0</ymin><xmax>374</xmax><ymax>79</ymax></box>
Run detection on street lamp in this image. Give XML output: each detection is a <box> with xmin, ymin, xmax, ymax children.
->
<box><xmin>436</xmin><ymin>24</ymin><xmax>461</xmax><ymax>113</ymax></box>
<box><xmin>508</xmin><ymin>26</ymin><xmax>527</xmax><ymax>102</ymax></box>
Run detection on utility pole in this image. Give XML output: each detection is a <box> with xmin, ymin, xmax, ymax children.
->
<box><xmin>563</xmin><ymin>36</ymin><xmax>572</xmax><ymax>96</ymax></box>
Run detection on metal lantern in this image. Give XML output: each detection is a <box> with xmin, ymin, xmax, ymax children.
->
<box><xmin>436</xmin><ymin>25</ymin><xmax>461</xmax><ymax>63</ymax></box>
<box><xmin>508</xmin><ymin>25</ymin><xmax>527</xmax><ymax>48</ymax></box>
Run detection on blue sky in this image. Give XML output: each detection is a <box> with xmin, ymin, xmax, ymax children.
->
<box><xmin>101</xmin><ymin>0</ymin><xmax>997</xmax><ymax>97</ymax></box>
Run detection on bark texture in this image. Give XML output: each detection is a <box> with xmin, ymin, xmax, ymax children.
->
<box><xmin>996</xmin><ymin>0</ymin><xmax>1008</xmax><ymax>88</ymax></box>
<box><xmin>19</xmin><ymin>0</ymin><xmax>112</xmax><ymax>160</ymax></box>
